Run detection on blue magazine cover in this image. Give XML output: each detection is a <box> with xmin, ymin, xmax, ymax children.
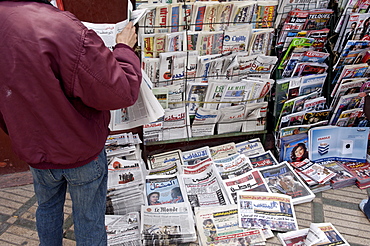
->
<box><xmin>282</xmin><ymin>134</ymin><xmax>309</xmax><ymax>163</ymax></box>
<box><xmin>309</xmin><ymin>126</ymin><xmax>369</xmax><ymax>162</ymax></box>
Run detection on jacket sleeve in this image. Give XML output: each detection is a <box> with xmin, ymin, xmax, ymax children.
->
<box><xmin>71</xmin><ymin>29</ymin><xmax>142</xmax><ymax>111</ymax></box>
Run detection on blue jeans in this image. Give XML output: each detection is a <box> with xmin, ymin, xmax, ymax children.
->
<box><xmin>364</xmin><ymin>199</ymin><xmax>370</xmax><ymax>219</ymax></box>
<box><xmin>30</xmin><ymin>149</ymin><xmax>108</xmax><ymax>246</ymax></box>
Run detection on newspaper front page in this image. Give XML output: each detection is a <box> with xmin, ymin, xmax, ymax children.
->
<box><xmin>145</xmin><ymin>174</ymin><xmax>186</xmax><ymax>206</ymax></box>
<box><xmin>223</xmin><ymin>169</ymin><xmax>271</xmax><ymax>204</ymax></box>
<box><xmin>141</xmin><ymin>203</ymin><xmax>197</xmax><ymax>245</ymax></box>
<box><xmin>181</xmin><ymin>164</ymin><xmax>230</xmax><ymax>207</ymax></box>
<box><xmin>105</xmin><ymin>212</ymin><xmax>141</xmax><ymax>246</ymax></box>
<box><xmin>195</xmin><ymin>204</ymin><xmax>266</xmax><ymax>246</ymax></box>
<box><xmin>237</xmin><ymin>191</ymin><xmax>299</xmax><ymax>232</ymax></box>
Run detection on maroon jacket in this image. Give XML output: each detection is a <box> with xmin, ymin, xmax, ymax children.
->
<box><xmin>0</xmin><ymin>1</ymin><xmax>142</xmax><ymax>169</ymax></box>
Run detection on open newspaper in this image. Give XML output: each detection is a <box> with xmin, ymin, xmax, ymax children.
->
<box><xmin>237</xmin><ymin>191</ymin><xmax>299</xmax><ymax>232</ymax></box>
<box><xmin>194</xmin><ymin>204</ymin><xmax>267</xmax><ymax>246</ymax></box>
<box><xmin>304</xmin><ymin>222</ymin><xmax>350</xmax><ymax>246</ymax></box>
<box><xmin>105</xmin><ymin>212</ymin><xmax>141</xmax><ymax>246</ymax></box>
<box><xmin>141</xmin><ymin>203</ymin><xmax>197</xmax><ymax>245</ymax></box>
<box><xmin>110</xmin><ymin>70</ymin><xmax>165</xmax><ymax>131</ymax></box>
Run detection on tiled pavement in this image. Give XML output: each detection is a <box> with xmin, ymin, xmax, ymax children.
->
<box><xmin>0</xmin><ymin>172</ymin><xmax>370</xmax><ymax>245</ymax></box>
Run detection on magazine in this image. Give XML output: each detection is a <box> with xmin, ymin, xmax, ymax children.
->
<box><xmin>237</xmin><ymin>191</ymin><xmax>299</xmax><ymax>232</ymax></box>
<box><xmin>315</xmin><ymin>160</ymin><xmax>356</xmax><ymax>189</ymax></box>
<box><xmin>280</xmin><ymin>133</ymin><xmax>309</xmax><ymax>163</ymax></box>
<box><xmin>258</xmin><ymin>162</ymin><xmax>315</xmax><ymax>204</ymax></box>
<box><xmin>341</xmin><ymin>161</ymin><xmax>370</xmax><ymax>188</ymax></box>
<box><xmin>290</xmin><ymin>159</ymin><xmax>336</xmax><ymax>184</ymax></box>
<box><xmin>195</xmin><ymin>204</ymin><xmax>266</xmax><ymax>246</ymax></box>
<box><xmin>309</xmin><ymin>126</ymin><xmax>369</xmax><ymax>162</ymax></box>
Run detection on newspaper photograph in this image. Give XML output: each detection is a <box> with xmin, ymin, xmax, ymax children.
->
<box><xmin>195</xmin><ymin>204</ymin><xmax>266</xmax><ymax>246</ymax></box>
<box><xmin>181</xmin><ymin>164</ymin><xmax>230</xmax><ymax>207</ymax></box>
<box><xmin>141</xmin><ymin>203</ymin><xmax>197</xmax><ymax>245</ymax></box>
<box><xmin>237</xmin><ymin>191</ymin><xmax>299</xmax><ymax>232</ymax></box>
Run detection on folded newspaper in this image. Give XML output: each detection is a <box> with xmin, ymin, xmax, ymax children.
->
<box><xmin>236</xmin><ymin>191</ymin><xmax>299</xmax><ymax>232</ymax></box>
<box><xmin>141</xmin><ymin>203</ymin><xmax>197</xmax><ymax>245</ymax></box>
<box><xmin>195</xmin><ymin>204</ymin><xmax>267</xmax><ymax>246</ymax></box>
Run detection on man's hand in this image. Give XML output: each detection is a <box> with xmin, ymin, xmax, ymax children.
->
<box><xmin>116</xmin><ymin>22</ymin><xmax>137</xmax><ymax>48</ymax></box>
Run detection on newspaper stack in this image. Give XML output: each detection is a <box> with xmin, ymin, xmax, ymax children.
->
<box><xmin>105</xmin><ymin>212</ymin><xmax>141</xmax><ymax>246</ymax></box>
<box><xmin>106</xmin><ymin>157</ymin><xmax>146</xmax><ymax>215</ymax></box>
<box><xmin>314</xmin><ymin>160</ymin><xmax>356</xmax><ymax>190</ymax></box>
<box><xmin>141</xmin><ymin>203</ymin><xmax>197</xmax><ymax>245</ymax></box>
<box><xmin>278</xmin><ymin>222</ymin><xmax>350</xmax><ymax>246</ymax></box>
<box><xmin>105</xmin><ymin>132</ymin><xmax>143</xmax><ymax>161</ymax></box>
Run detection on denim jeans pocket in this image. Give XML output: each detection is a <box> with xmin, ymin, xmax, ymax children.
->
<box><xmin>64</xmin><ymin>149</ymin><xmax>107</xmax><ymax>186</ymax></box>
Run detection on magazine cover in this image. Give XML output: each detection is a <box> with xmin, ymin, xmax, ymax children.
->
<box><xmin>281</xmin><ymin>133</ymin><xmax>309</xmax><ymax>163</ymax></box>
<box><xmin>237</xmin><ymin>191</ymin><xmax>299</xmax><ymax>232</ymax></box>
<box><xmin>258</xmin><ymin>162</ymin><xmax>315</xmax><ymax>204</ymax></box>
<box><xmin>309</xmin><ymin>126</ymin><xmax>369</xmax><ymax>162</ymax></box>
